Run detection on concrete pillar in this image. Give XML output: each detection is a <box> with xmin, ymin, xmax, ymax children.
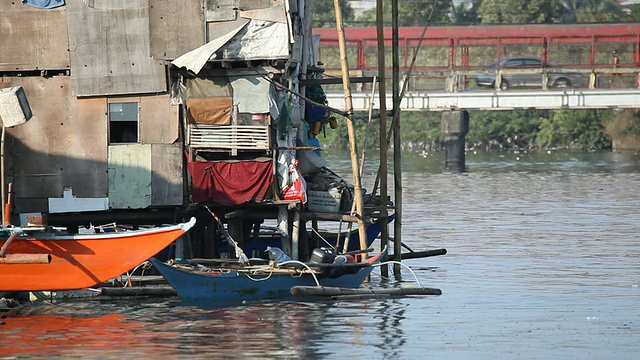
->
<box><xmin>441</xmin><ymin>110</ymin><xmax>469</xmax><ymax>172</ymax></box>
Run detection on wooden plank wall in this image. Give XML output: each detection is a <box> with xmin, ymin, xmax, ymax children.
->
<box><xmin>66</xmin><ymin>0</ymin><xmax>166</xmax><ymax>96</ymax></box>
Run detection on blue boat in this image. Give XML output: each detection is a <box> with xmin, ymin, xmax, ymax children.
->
<box><xmin>150</xmin><ymin>247</ymin><xmax>387</xmax><ymax>302</ymax></box>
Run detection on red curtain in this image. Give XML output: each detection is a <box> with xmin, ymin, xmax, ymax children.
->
<box><xmin>187</xmin><ymin>158</ymin><xmax>273</xmax><ymax>205</ymax></box>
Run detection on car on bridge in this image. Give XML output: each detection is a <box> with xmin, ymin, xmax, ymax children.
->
<box><xmin>474</xmin><ymin>56</ymin><xmax>586</xmax><ymax>90</ymax></box>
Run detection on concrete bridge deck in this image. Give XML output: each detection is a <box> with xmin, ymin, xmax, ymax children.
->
<box><xmin>326</xmin><ymin>88</ymin><xmax>640</xmax><ymax>112</ymax></box>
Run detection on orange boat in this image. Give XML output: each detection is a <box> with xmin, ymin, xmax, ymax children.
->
<box><xmin>0</xmin><ymin>217</ymin><xmax>195</xmax><ymax>291</ymax></box>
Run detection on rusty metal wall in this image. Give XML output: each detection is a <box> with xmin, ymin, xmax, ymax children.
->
<box><xmin>149</xmin><ymin>0</ymin><xmax>205</xmax><ymax>59</ymax></box>
<box><xmin>66</xmin><ymin>0</ymin><xmax>166</xmax><ymax>97</ymax></box>
<box><xmin>3</xmin><ymin>76</ymin><xmax>109</xmax><ymax>215</ymax></box>
<box><xmin>0</xmin><ymin>3</ymin><xmax>70</xmax><ymax>71</ymax></box>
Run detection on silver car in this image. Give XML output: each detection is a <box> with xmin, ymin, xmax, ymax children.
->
<box><xmin>475</xmin><ymin>56</ymin><xmax>585</xmax><ymax>90</ymax></box>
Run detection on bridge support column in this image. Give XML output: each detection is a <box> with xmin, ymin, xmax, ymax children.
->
<box><xmin>441</xmin><ymin>110</ymin><xmax>469</xmax><ymax>172</ymax></box>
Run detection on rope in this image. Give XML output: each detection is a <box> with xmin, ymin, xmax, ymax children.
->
<box><xmin>276</xmin><ymin>260</ymin><xmax>321</xmax><ymax>287</ymax></box>
<box><xmin>373</xmin><ymin>261</ymin><xmax>423</xmax><ymax>288</ymax></box>
<box><xmin>236</xmin><ymin>260</ymin><xmax>321</xmax><ymax>286</ymax></box>
<box><xmin>309</xmin><ymin>226</ymin><xmax>337</xmax><ymax>251</ymax></box>
<box><xmin>204</xmin><ymin>206</ymin><xmax>249</xmax><ymax>265</ymax></box>
<box><xmin>123</xmin><ymin>261</ymin><xmax>154</xmax><ymax>288</ymax></box>
<box><xmin>244</xmin><ymin>269</ymin><xmax>275</xmax><ymax>282</ymax></box>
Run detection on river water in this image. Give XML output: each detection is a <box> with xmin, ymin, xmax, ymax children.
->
<box><xmin>2</xmin><ymin>150</ymin><xmax>640</xmax><ymax>359</ymax></box>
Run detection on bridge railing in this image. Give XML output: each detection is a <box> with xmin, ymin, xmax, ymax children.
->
<box><xmin>321</xmin><ymin>67</ymin><xmax>639</xmax><ymax>94</ymax></box>
<box><xmin>314</xmin><ymin>24</ymin><xmax>640</xmax><ymax>94</ymax></box>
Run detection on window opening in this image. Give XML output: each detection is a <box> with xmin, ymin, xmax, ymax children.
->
<box><xmin>109</xmin><ymin>102</ymin><xmax>139</xmax><ymax>143</ymax></box>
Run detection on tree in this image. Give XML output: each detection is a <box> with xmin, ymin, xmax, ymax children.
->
<box><xmin>452</xmin><ymin>0</ymin><xmax>481</xmax><ymax>25</ymax></box>
<box><xmin>312</xmin><ymin>0</ymin><xmax>355</xmax><ymax>28</ymax></box>
<box><xmin>478</xmin><ymin>0</ymin><xmax>562</xmax><ymax>24</ymax></box>
<box><xmin>557</xmin><ymin>0</ymin><xmax>625</xmax><ymax>23</ymax></box>
<box><xmin>627</xmin><ymin>5</ymin><xmax>640</xmax><ymax>22</ymax></box>
<box><xmin>357</xmin><ymin>0</ymin><xmax>454</xmax><ymax>27</ymax></box>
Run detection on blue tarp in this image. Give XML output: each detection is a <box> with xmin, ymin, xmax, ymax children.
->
<box><xmin>22</xmin><ymin>0</ymin><xmax>65</xmax><ymax>9</ymax></box>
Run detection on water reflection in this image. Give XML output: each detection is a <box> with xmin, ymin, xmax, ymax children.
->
<box><xmin>3</xmin><ymin>151</ymin><xmax>640</xmax><ymax>359</ymax></box>
<box><xmin>2</xmin><ymin>297</ymin><xmax>417</xmax><ymax>359</ymax></box>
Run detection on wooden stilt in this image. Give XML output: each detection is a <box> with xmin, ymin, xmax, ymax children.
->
<box><xmin>376</xmin><ymin>0</ymin><xmax>390</xmax><ymax>278</ymax></box>
<box><xmin>291</xmin><ymin>205</ymin><xmax>300</xmax><ymax>260</ymax></box>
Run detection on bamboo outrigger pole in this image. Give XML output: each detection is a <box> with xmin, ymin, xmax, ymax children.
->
<box><xmin>333</xmin><ymin>0</ymin><xmax>368</xmax><ymax>253</ymax></box>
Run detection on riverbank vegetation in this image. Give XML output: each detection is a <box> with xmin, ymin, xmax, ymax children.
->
<box><xmin>318</xmin><ymin>109</ymin><xmax>640</xmax><ymax>152</ymax></box>
<box><xmin>312</xmin><ymin>0</ymin><xmax>640</xmax><ymax>151</ymax></box>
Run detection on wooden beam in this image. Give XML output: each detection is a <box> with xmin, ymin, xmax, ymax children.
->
<box><xmin>300</xmin><ymin>76</ymin><xmax>378</xmax><ymax>85</ymax></box>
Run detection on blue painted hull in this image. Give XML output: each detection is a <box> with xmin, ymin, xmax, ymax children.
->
<box><xmin>150</xmin><ymin>250</ymin><xmax>385</xmax><ymax>302</ymax></box>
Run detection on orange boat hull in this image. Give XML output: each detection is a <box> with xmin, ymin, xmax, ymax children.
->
<box><xmin>0</xmin><ymin>217</ymin><xmax>195</xmax><ymax>291</ymax></box>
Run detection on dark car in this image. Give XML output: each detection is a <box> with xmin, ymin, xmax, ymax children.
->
<box><xmin>475</xmin><ymin>56</ymin><xmax>585</xmax><ymax>90</ymax></box>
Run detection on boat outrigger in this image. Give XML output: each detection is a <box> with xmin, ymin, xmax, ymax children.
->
<box><xmin>0</xmin><ymin>217</ymin><xmax>196</xmax><ymax>292</ymax></box>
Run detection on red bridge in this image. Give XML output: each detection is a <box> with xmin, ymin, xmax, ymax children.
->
<box><xmin>313</xmin><ymin>23</ymin><xmax>640</xmax><ymax>110</ymax></box>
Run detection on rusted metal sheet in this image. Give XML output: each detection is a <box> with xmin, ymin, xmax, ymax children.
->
<box><xmin>139</xmin><ymin>95</ymin><xmax>179</xmax><ymax>144</ymax></box>
<box><xmin>151</xmin><ymin>144</ymin><xmax>183</xmax><ymax>206</ymax></box>
<box><xmin>149</xmin><ymin>0</ymin><xmax>205</xmax><ymax>59</ymax></box>
<box><xmin>108</xmin><ymin>144</ymin><xmax>152</xmax><ymax>209</ymax></box>
<box><xmin>0</xmin><ymin>3</ymin><xmax>70</xmax><ymax>71</ymax></box>
<box><xmin>5</xmin><ymin>76</ymin><xmax>109</xmax><ymax>214</ymax></box>
<box><xmin>66</xmin><ymin>0</ymin><xmax>166</xmax><ymax>97</ymax></box>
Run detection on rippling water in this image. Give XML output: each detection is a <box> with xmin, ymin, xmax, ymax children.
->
<box><xmin>2</xmin><ymin>150</ymin><xmax>640</xmax><ymax>359</ymax></box>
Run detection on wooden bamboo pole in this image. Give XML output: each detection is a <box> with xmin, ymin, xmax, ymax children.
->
<box><xmin>290</xmin><ymin>285</ymin><xmax>442</xmax><ymax>297</ymax></box>
<box><xmin>376</xmin><ymin>0</ymin><xmax>390</xmax><ymax>278</ymax></box>
<box><xmin>0</xmin><ymin>232</ymin><xmax>18</xmax><ymax>257</ymax></box>
<box><xmin>1</xmin><ymin>126</ymin><xmax>5</xmax><ymax>228</ymax></box>
<box><xmin>333</xmin><ymin>0</ymin><xmax>368</xmax><ymax>253</ymax></box>
<box><xmin>392</xmin><ymin>0</ymin><xmax>403</xmax><ymax>275</ymax></box>
<box><xmin>4</xmin><ymin>182</ymin><xmax>11</xmax><ymax>226</ymax></box>
<box><xmin>0</xmin><ymin>253</ymin><xmax>51</xmax><ymax>264</ymax></box>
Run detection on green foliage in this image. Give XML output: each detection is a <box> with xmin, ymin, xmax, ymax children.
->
<box><xmin>313</xmin><ymin>0</ymin><xmax>639</xmax><ymax>151</ymax></box>
<box><xmin>478</xmin><ymin>0</ymin><xmax>562</xmax><ymax>24</ymax></box>
<box><xmin>358</xmin><ymin>0</ymin><xmax>454</xmax><ymax>27</ymax></box>
<box><xmin>318</xmin><ymin>109</ymin><xmax>615</xmax><ymax>152</ymax></box>
<box><xmin>452</xmin><ymin>1</ymin><xmax>481</xmax><ymax>25</ymax></box>
<box><xmin>312</xmin><ymin>0</ymin><xmax>355</xmax><ymax>28</ymax></box>
<box><xmin>466</xmin><ymin>110</ymin><xmax>544</xmax><ymax>149</ymax></box>
<box><xmin>557</xmin><ymin>0</ymin><xmax>625</xmax><ymax>23</ymax></box>
<box><xmin>604</xmin><ymin>109</ymin><xmax>640</xmax><ymax>140</ymax></box>
<box><xmin>627</xmin><ymin>5</ymin><xmax>640</xmax><ymax>21</ymax></box>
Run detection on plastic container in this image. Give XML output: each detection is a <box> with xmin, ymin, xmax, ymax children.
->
<box><xmin>265</xmin><ymin>246</ymin><xmax>291</xmax><ymax>262</ymax></box>
<box><xmin>307</xmin><ymin>189</ymin><xmax>342</xmax><ymax>213</ymax></box>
